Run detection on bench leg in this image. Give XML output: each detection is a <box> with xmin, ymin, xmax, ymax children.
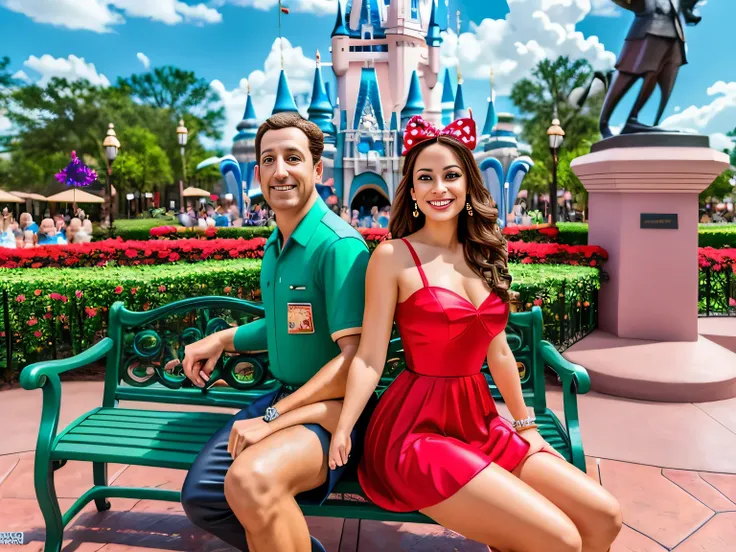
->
<box><xmin>93</xmin><ymin>462</ymin><xmax>112</xmax><ymax>512</ymax></box>
<box><xmin>35</xmin><ymin>459</ymin><xmax>63</xmax><ymax>552</ymax></box>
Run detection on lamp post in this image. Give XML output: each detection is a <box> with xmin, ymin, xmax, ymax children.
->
<box><xmin>102</xmin><ymin>123</ymin><xmax>120</xmax><ymax>236</ymax></box>
<box><xmin>546</xmin><ymin>114</ymin><xmax>565</xmax><ymax>225</ymax></box>
<box><xmin>176</xmin><ymin>119</ymin><xmax>188</xmax><ymax>212</ymax></box>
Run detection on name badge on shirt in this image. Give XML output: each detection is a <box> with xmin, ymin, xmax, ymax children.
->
<box><xmin>287</xmin><ymin>303</ymin><xmax>315</xmax><ymax>334</ymax></box>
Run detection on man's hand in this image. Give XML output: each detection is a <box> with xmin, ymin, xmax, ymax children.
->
<box><xmin>228</xmin><ymin>417</ymin><xmax>272</xmax><ymax>460</ymax></box>
<box><xmin>181</xmin><ymin>332</ymin><xmax>226</xmax><ymax>388</ymax></box>
<box><xmin>328</xmin><ymin>429</ymin><xmax>352</xmax><ymax>470</ymax></box>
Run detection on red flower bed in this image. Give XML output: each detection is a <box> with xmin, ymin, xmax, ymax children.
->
<box><xmin>0</xmin><ymin>238</ymin><xmax>266</xmax><ymax>269</ymax></box>
<box><xmin>508</xmin><ymin>242</ymin><xmax>607</xmax><ymax>268</ymax></box>
<box><xmin>699</xmin><ymin>247</ymin><xmax>736</xmax><ymax>272</ymax></box>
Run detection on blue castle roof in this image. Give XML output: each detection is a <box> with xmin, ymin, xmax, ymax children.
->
<box><xmin>426</xmin><ymin>0</ymin><xmax>442</xmax><ymax>47</ymax></box>
<box><xmin>441</xmin><ymin>68</ymin><xmax>455</xmax><ymax>104</ymax></box>
<box><xmin>482</xmin><ymin>96</ymin><xmax>498</xmax><ymax>137</ymax></box>
<box><xmin>272</xmin><ymin>69</ymin><xmax>298</xmax><ymax>115</ymax></box>
<box><xmin>353</xmin><ymin>67</ymin><xmax>385</xmax><ymax>131</ymax></box>
<box><xmin>331</xmin><ymin>0</ymin><xmax>348</xmax><ymax>37</ymax></box>
<box><xmin>401</xmin><ymin>70</ymin><xmax>424</xmax><ymax>120</ymax></box>
<box><xmin>453</xmin><ymin>81</ymin><xmax>468</xmax><ymax>119</ymax></box>
<box><xmin>308</xmin><ymin>55</ymin><xmax>336</xmax><ymax>137</ymax></box>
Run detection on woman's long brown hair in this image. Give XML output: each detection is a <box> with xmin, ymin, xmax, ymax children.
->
<box><xmin>389</xmin><ymin>135</ymin><xmax>512</xmax><ymax>302</ymax></box>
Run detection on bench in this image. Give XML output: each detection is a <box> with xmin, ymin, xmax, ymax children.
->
<box><xmin>20</xmin><ymin>296</ymin><xmax>591</xmax><ymax>552</ymax></box>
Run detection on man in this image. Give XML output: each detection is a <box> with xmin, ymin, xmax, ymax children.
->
<box><xmin>599</xmin><ymin>0</ymin><xmax>701</xmax><ymax>138</ymax></box>
<box><xmin>180</xmin><ymin>112</ymin><xmax>370</xmax><ymax>552</ymax></box>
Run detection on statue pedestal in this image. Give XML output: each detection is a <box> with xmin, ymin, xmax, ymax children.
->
<box><xmin>565</xmin><ymin>140</ymin><xmax>736</xmax><ymax>402</ymax></box>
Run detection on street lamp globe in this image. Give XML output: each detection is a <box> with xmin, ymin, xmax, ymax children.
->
<box><xmin>547</xmin><ymin>118</ymin><xmax>565</xmax><ymax>150</ymax></box>
<box><xmin>103</xmin><ymin>123</ymin><xmax>120</xmax><ymax>162</ymax></box>
<box><xmin>177</xmin><ymin>119</ymin><xmax>188</xmax><ymax>148</ymax></box>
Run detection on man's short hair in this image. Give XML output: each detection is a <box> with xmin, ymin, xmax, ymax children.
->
<box><xmin>255</xmin><ymin>112</ymin><xmax>325</xmax><ymax>166</ymax></box>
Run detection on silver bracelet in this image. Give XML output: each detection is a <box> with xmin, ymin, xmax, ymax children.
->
<box><xmin>512</xmin><ymin>416</ymin><xmax>536</xmax><ymax>429</ymax></box>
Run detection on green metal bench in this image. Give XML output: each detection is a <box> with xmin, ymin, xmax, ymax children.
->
<box><xmin>20</xmin><ymin>296</ymin><xmax>591</xmax><ymax>552</ymax></box>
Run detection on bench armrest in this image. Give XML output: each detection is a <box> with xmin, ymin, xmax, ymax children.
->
<box><xmin>20</xmin><ymin>337</ymin><xmax>114</xmax><ymax>390</ymax></box>
<box><xmin>540</xmin><ymin>341</ymin><xmax>590</xmax><ymax>394</ymax></box>
<box><xmin>540</xmin><ymin>340</ymin><xmax>590</xmax><ymax>472</ymax></box>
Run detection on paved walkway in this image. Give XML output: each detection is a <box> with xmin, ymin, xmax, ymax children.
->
<box><xmin>2</xmin><ymin>381</ymin><xmax>736</xmax><ymax>551</ymax></box>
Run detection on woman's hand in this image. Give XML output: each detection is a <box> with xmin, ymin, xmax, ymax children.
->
<box><xmin>328</xmin><ymin>429</ymin><xmax>352</xmax><ymax>470</ymax></box>
<box><xmin>228</xmin><ymin>417</ymin><xmax>272</xmax><ymax>460</ymax></box>
<box><xmin>518</xmin><ymin>428</ymin><xmax>565</xmax><ymax>460</ymax></box>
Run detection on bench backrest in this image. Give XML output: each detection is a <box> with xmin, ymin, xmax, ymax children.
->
<box><xmin>103</xmin><ymin>297</ymin><xmax>548</xmax><ymax>413</ymax></box>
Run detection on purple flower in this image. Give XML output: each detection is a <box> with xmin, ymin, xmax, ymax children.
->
<box><xmin>55</xmin><ymin>151</ymin><xmax>98</xmax><ymax>187</ymax></box>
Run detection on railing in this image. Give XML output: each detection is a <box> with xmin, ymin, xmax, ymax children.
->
<box><xmin>700</xmin><ymin>267</ymin><xmax>736</xmax><ymax>317</ymax></box>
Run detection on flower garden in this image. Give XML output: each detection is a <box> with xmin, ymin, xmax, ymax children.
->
<box><xmin>0</xmin><ymin>220</ymin><xmax>734</xmax><ymax>378</ymax></box>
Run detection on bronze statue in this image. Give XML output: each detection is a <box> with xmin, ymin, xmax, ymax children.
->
<box><xmin>599</xmin><ymin>0</ymin><xmax>703</xmax><ymax>138</ymax></box>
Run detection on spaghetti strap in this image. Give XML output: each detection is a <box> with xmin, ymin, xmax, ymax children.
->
<box><xmin>401</xmin><ymin>238</ymin><xmax>429</xmax><ymax>288</ymax></box>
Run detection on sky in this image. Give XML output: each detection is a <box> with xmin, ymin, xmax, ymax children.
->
<box><xmin>1</xmin><ymin>0</ymin><xmax>734</xmax><ymax>154</ymax></box>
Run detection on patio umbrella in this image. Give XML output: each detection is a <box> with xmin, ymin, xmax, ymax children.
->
<box><xmin>182</xmin><ymin>187</ymin><xmax>211</xmax><ymax>198</ymax></box>
<box><xmin>45</xmin><ymin>189</ymin><xmax>104</xmax><ymax>204</ymax></box>
<box><xmin>0</xmin><ymin>190</ymin><xmax>24</xmax><ymax>203</ymax></box>
<box><xmin>9</xmin><ymin>191</ymin><xmax>47</xmax><ymax>201</ymax></box>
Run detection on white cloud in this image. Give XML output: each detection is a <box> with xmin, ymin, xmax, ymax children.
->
<box><xmin>660</xmin><ymin>81</ymin><xmax>736</xmax><ymax>151</ymax></box>
<box><xmin>590</xmin><ymin>0</ymin><xmax>621</xmax><ymax>17</ymax></box>
<box><xmin>0</xmin><ymin>111</ymin><xmax>11</xmax><ymax>134</ymax></box>
<box><xmin>0</xmin><ymin>0</ymin><xmax>222</xmax><ymax>33</ymax></box>
<box><xmin>212</xmin><ymin>0</ymin><xmax>337</xmax><ymax>16</ymax></box>
<box><xmin>661</xmin><ymin>81</ymin><xmax>736</xmax><ymax>133</ymax></box>
<box><xmin>440</xmin><ymin>0</ymin><xmax>616</xmax><ymax>95</ymax></box>
<box><xmin>137</xmin><ymin>52</ymin><xmax>151</xmax><ymax>70</ymax></box>
<box><xmin>11</xmin><ymin>70</ymin><xmax>31</xmax><ymax>83</ymax></box>
<box><xmin>208</xmin><ymin>37</ymin><xmax>317</xmax><ymax>148</ymax></box>
<box><xmin>710</xmin><ymin>132</ymin><xmax>735</xmax><ymax>153</ymax></box>
<box><xmin>23</xmin><ymin>54</ymin><xmax>111</xmax><ymax>87</ymax></box>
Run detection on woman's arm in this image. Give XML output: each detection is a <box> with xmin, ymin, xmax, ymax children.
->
<box><xmin>229</xmin><ymin>400</ymin><xmax>344</xmax><ymax>459</ymax></box>
<box><xmin>333</xmin><ymin>241</ymin><xmax>400</xmax><ymax>437</ymax></box>
<box><xmin>486</xmin><ymin>330</ymin><xmax>531</xmax><ymax>423</ymax></box>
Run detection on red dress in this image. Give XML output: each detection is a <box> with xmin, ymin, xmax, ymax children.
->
<box><xmin>357</xmin><ymin>238</ymin><xmax>532</xmax><ymax>512</ymax></box>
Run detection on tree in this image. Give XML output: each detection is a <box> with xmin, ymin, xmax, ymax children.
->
<box><xmin>510</xmin><ymin>56</ymin><xmax>604</xmax><ymax>211</ymax></box>
<box><xmin>116</xmin><ymin>66</ymin><xmax>225</xmax><ymax>141</ymax></box>
<box><xmin>111</xmin><ymin>126</ymin><xmax>173</xmax><ymax>197</ymax></box>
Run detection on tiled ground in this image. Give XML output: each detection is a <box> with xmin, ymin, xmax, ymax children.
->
<box><xmin>2</xmin><ymin>381</ymin><xmax>736</xmax><ymax>551</ymax></box>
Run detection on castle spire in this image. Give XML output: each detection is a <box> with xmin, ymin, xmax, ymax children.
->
<box><xmin>331</xmin><ymin>0</ymin><xmax>348</xmax><ymax>37</ymax></box>
<box><xmin>272</xmin><ymin>69</ymin><xmax>298</xmax><ymax>115</ymax></box>
<box><xmin>426</xmin><ymin>0</ymin><xmax>442</xmax><ymax>47</ymax></box>
<box><xmin>308</xmin><ymin>49</ymin><xmax>336</xmax><ymax>138</ymax></box>
<box><xmin>482</xmin><ymin>66</ymin><xmax>498</xmax><ymax>137</ymax></box>
<box><xmin>401</xmin><ymin>70</ymin><xmax>425</xmax><ymax>124</ymax></box>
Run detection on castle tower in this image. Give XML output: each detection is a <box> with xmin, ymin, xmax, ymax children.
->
<box><xmin>479</xmin><ymin>67</ymin><xmax>498</xmax><ymax>148</ymax></box>
<box><xmin>272</xmin><ymin>69</ymin><xmax>299</xmax><ymax>115</ymax></box>
<box><xmin>308</xmin><ymin>50</ymin><xmax>337</xmax><ymax>142</ymax></box>
<box><xmin>441</xmin><ymin>67</ymin><xmax>455</xmax><ymax>126</ymax></box>
<box><xmin>401</xmin><ymin>69</ymin><xmax>424</xmax><ymax>128</ymax></box>
<box><xmin>232</xmin><ymin>84</ymin><xmax>259</xmax><ymax>165</ymax></box>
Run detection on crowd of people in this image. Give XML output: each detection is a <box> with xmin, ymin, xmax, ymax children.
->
<box><xmin>178</xmin><ymin>201</ymin><xmax>276</xmax><ymax>229</ymax></box>
<box><xmin>0</xmin><ymin>208</ymin><xmax>93</xmax><ymax>248</ymax></box>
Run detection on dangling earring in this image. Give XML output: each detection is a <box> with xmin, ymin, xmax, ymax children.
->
<box><xmin>413</xmin><ymin>201</ymin><xmax>419</xmax><ymax>218</ymax></box>
<box><xmin>466</xmin><ymin>199</ymin><xmax>474</xmax><ymax>217</ymax></box>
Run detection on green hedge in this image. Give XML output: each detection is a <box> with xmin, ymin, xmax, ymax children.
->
<box><xmin>0</xmin><ymin>260</ymin><xmax>261</xmax><ymax>371</ymax></box>
<box><xmin>93</xmin><ymin>217</ymin><xmax>180</xmax><ymax>241</ymax></box>
<box><xmin>1</xmin><ymin>262</ymin><xmax>598</xmax><ymax>373</ymax></box>
<box><xmin>516</xmin><ymin>222</ymin><xmax>736</xmax><ymax>248</ymax></box>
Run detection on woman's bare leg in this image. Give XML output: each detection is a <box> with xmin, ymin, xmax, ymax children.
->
<box><xmin>513</xmin><ymin>453</ymin><xmax>622</xmax><ymax>552</ymax></box>
<box><xmin>420</xmin><ymin>463</ymin><xmax>582</xmax><ymax>552</ymax></box>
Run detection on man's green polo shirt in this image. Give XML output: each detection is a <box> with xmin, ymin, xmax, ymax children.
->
<box><xmin>233</xmin><ymin>197</ymin><xmax>370</xmax><ymax>386</ymax></box>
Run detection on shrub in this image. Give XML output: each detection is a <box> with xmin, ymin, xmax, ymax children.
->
<box><xmin>0</xmin><ymin>260</ymin><xmax>261</xmax><ymax>371</ymax></box>
<box><xmin>698</xmin><ymin>225</ymin><xmax>736</xmax><ymax>249</ymax></box>
<box><xmin>0</xmin><ymin>238</ymin><xmax>266</xmax><ymax>269</ymax></box>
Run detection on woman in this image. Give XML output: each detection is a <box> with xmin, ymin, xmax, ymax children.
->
<box><xmin>328</xmin><ymin>115</ymin><xmax>622</xmax><ymax>552</ymax></box>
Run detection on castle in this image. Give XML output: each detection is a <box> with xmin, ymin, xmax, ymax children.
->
<box><xmin>230</xmin><ymin>0</ymin><xmax>531</xmax><ymax>216</ymax></box>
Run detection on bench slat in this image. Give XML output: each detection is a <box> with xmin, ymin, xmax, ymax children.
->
<box><xmin>52</xmin><ymin>443</ymin><xmax>196</xmax><ymax>469</ymax></box>
<box><xmin>77</xmin><ymin>419</ymin><xmax>222</xmax><ymax>436</ymax></box>
<box><xmin>90</xmin><ymin>408</ymin><xmax>230</xmax><ymax>423</ymax></box>
<box><xmin>67</xmin><ymin>427</ymin><xmax>215</xmax><ymax>445</ymax></box>
<box><xmin>87</xmin><ymin>413</ymin><xmax>228</xmax><ymax>429</ymax></box>
<box><xmin>58</xmin><ymin>434</ymin><xmax>206</xmax><ymax>453</ymax></box>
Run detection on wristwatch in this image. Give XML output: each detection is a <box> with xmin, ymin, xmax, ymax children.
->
<box><xmin>263</xmin><ymin>406</ymin><xmax>280</xmax><ymax>422</ymax></box>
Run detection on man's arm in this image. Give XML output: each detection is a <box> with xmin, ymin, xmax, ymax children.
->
<box><xmin>231</xmin><ymin>316</ymin><xmax>268</xmax><ymax>353</ymax></box>
<box><xmin>273</xmin><ymin>237</ymin><xmax>369</xmax><ymax>416</ymax></box>
<box><xmin>270</xmin><ymin>334</ymin><xmax>359</xmax><ymax>416</ymax></box>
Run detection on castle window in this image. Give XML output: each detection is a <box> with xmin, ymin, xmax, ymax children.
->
<box><xmin>411</xmin><ymin>0</ymin><xmax>419</xmax><ymax>19</ymax></box>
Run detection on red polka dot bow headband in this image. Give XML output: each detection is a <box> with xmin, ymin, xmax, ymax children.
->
<box><xmin>402</xmin><ymin>114</ymin><xmax>477</xmax><ymax>156</ymax></box>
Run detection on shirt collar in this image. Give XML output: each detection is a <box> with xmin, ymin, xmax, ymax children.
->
<box><xmin>263</xmin><ymin>196</ymin><xmax>328</xmax><ymax>252</ymax></box>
